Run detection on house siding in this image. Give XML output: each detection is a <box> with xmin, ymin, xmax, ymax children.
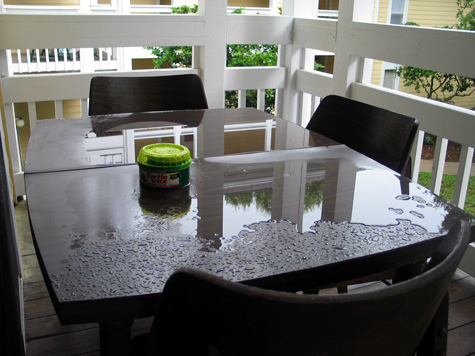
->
<box><xmin>3</xmin><ymin>0</ymin><xmax>79</xmax><ymax>4</ymax></box>
<box><xmin>407</xmin><ymin>0</ymin><xmax>458</xmax><ymax>28</ymax></box>
<box><xmin>374</xmin><ymin>0</ymin><xmax>475</xmax><ymax>111</ymax></box>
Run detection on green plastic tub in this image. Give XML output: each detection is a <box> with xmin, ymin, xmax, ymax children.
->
<box><xmin>137</xmin><ymin>143</ymin><xmax>192</xmax><ymax>189</ymax></box>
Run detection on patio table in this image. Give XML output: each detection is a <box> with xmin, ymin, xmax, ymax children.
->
<box><xmin>25</xmin><ymin>108</ymin><xmax>474</xmax><ymax>355</ymax></box>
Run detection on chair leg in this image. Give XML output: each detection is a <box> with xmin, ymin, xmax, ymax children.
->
<box><xmin>417</xmin><ymin>292</ymin><xmax>449</xmax><ymax>356</ymax></box>
<box><xmin>99</xmin><ymin>319</ymin><xmax>134</xmax><ymax>356</ymax></box>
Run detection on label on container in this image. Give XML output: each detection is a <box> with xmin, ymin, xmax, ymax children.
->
<box><xmin>140</xmin><ymin>170</ymin><xmax>180</xmax><ymax>188</ymax></box>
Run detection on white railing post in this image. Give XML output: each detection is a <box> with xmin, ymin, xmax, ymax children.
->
<box><xmin>54</xmin><ymin>100</ymin><xmax>63</xmax><ymax>119</ymax></box>
<box><xmin>430</xmin><ymin>137</ymin><xmax>448</xmax><ymax>195</ymax></box>
<box><xmin>79</xmin><ymin>0</ymin><xmax>91</xmax><ymax>13</ymax></box>
<box><xmin>118</xmin><ymin>48</ymin><xmax>132</xmax><ymax>72</ymax></box>
<box><xmin>299</xmin><ymin>48</ymin><xmax>317</xmax><ymax>127</ymax></box>
<box><xmin>454</xmin><ymin>145</ymin><xmax>474</xmax><ymax>208</ymax></box>
<box><xmin>27</xmin><ymin>102</ymin><xmax>37</xmax><ymax>131</ymax></box>
<box><xmin>117</xmin><ymin>0</ymin><xmax>130</xmax><ymax>14</ymax></box>
<box><xmin>0</xmin><ymin>49</ymin><xmax>24</xmax><ymax>195</ymax></box>
<box><xmin>332</xmin><ymin>0</ymin><xmax>374</xmax><ymax>97</ymax></box>
<box><xmin>238</xmin><ymin>90</ymin><xmax>246</xmax><ymax>108</ymax></box>
<box><xmin>411</xmin><ymin>130</ymin><xmax>425</xmax><ymax>182</ymax></box>
<box><xmin>0</xmin><ymin>49</ymin><xmax>12</xmax><ymax>77</ymax></box>
<box><xmin>197</xmin><ymin>0</ymin><xmax>227</xmax><ymax>109</ymax></box>
<box><xmin>280</xmin><ymin>0</ymin><xmax>317</xmax><ymax>124</ymax></box>
<box><xmin>268</xmin><ymin>0</ymin><xmax>279</xmax><ymax>15</ymax></box>
<box><xmin>257</xmin><ymin>89</ymin><xmax>266</xmax><ymax>111</ymax></box>
<box><xmin>274</xmin><ymin>45</ymin><xmax>285</xmax><ymax>119</ymax></box>
<box><xmin>80</xmin><ymin>48</ymin><xmax>95</xmax><ymax>73</ymax></box>
<box><xmin>2</xmin><ymin>100</ymin><xmax>25</xmax><ymax>196</ymax></box>
<box><xmin>123</xmin><ymin>130</ymin><xmax>135</xmax><ymax>163</ymax></box>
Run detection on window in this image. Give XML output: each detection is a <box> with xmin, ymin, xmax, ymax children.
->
<box><xmin>383</xmin><ymin>69</ymin><xmax>397</xmax><ymax>89</ymax></box>
<box><xmin>389</xmin><ymin>0</ymin><xmax>407</xmax><ymax>25</ymax></box>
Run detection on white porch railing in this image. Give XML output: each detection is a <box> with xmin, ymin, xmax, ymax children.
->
<box><xmin>8</xmin><ymin>47</ymin><xmax>118</xmax><ymax>74</ymax></box>
<box><xmin>0</xmin><ymin>0</ymin><xmax>474</xmax><ymax>274</ymax></box>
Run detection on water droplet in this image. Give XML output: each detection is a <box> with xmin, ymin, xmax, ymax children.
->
<box><xmin>389</xmin><ymin>207</ymin><xmax>404</xmax><ymax>215</ymax></box>
<box><xmin>409</xmin><ymin>211</ymin><xmax>424</xmax><ymax>219</ymax></box>
<box><xmin>412</xmin><ymin>196</ymin><xmax>426</xmax><ymax>204</ymax></box>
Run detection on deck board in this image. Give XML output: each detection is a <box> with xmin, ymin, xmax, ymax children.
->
<box><xmin>14</xmin><ymin>199</ymin><xmax>475</xmax><ymax>356</ymax></box>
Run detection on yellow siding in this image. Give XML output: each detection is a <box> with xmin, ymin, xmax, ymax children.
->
<box><xmin>318</xmin><ymin>0</ymin><xmax>338</xmax><ymax>10</ymax></box>
<box><xmin>63</xmin><ymin>99</ymin><xmax>82</xmax><ymax>118</ymax></box>
<box><xmin>228</xmin><ymin>0</ymin><xmax>269</xmax><ymax>6</ymax></box>
<box><xmin>372</xmin><ymin>0</ymin><xmax>475</xmax><ymax>111</ymax></box>
<box><xmin>4</xmin><ymin>0</ymin><xmax>79</xmax><ymax>5</ymax></box>
<box><xmin>398</xmin><ymin>82</ymin><xmax>475</xmax><ymax>110</ymax></box>
<box><xmin>131</xmin><ymin>0</ymin><xmax>171</xmax><ymax>5</ymax></box>
<box><xmin>376</xmin><ymin>0</ymin><xmax>458</xmax><ymax>26</ymax></box>
<box><xmin>407</xmin><ymin>0</ymin><xmax>458</xmax><ymax>28</ymax></box>
<box><xmin>132</xmin><ymin>58</ymin><xmax>155</xmax><ymax>70</ymax></box>
<box><xmin>377</xmin><ymin>0</ymin><xmax>390</xmax><ymax>23</ymax></box>
<box><xmin>371</xmin><ymin>60</ymin><xmax>384</xmax><ymax>86</ymax></box>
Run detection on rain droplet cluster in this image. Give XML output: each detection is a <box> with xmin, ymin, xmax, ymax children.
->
<box><xmin>391</xmin><ymin>194</ymin><xmax>436</xmax><ymax>220</ymax></box>
<box><xmin>52</xmin><ymin>216</ymin><xmax>437</xmax><ymax>302</ymax></box>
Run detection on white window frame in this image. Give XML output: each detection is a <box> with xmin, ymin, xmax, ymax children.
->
<box><xmin>387</xmin><ymin>0</ymin><xmax>410</xmax><ymax>25</ymax></box>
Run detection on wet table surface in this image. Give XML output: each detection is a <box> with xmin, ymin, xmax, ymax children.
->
<box><xmin>25</xmin><ymin>108</ymin><xmax>473</xmax><ymax>324</ymax></box>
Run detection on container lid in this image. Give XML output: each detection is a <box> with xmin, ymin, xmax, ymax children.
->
<box><xmin>137</xmin><ymin>143</ymin><xmax>192</xmax><ymax>170</ymax></box>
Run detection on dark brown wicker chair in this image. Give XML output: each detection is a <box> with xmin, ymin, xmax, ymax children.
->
<box><xmin>88</xmin><ymin>74</ymin><xmax>208</xmax><ymax>116</ymax></box>
<box><xmin>306</xmin><ymin>95</ymin><xmax>419</xmax><ymax>178</ymax></box>
<box><xmin>131</xmin><ymin>221</ymin><xmax>469</xmax><ymax>356</ymax></box>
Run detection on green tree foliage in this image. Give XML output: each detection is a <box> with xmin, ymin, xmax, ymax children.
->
<box><xmin>396</xmin><ymin>66</ymin><xmax>475</xmax><ymax>103</ymax></box>
<box><xmin>454</xmin><ymin>0</ymin><xmax>475</xmax><ymax>30</ymax></box>
<box><xmin>145</xmin><ymin>5</ymin><xmax>279</xmax><ymax>113</ymax></box>
<box><xmin>172</xmin><ymin>4</ymin><xmax>198</xmax><ymax>14</ymax></box>
<box><xmin>226</xmin><ymin>43</ymin><xmax>278</xmax><ymax>113</ymax></box>
<box><xmin>395</xmin><ymin>1</ymin><xmax>475</xmax><ymax>105</ymax></box>
<box><xmin>145</xmin><ymin>5</ymin><xmax>197</xmax><ymax>68</ymax></box>
<box><xmin>225</xmin><ymin>180</ymin><xmax>324</xmax><ymax>214</ymax></box>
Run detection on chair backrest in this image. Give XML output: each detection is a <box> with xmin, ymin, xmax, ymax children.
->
<box><xmin>0</xmin><ymin>130</ymin><xmax>25</xmax><ymax>356</ymax></box>
<box><xmin>145</xmin><ymin>221</ymin><xmax>469</xmax><ymax>356</ymax></box>
<box><xmin>88</xmin><ymin>74</ymin><xmax>208</xmax><ymax>116</ymax></box>
<box><xmin>306</xmin><ymin>95</ymin><xmax>419</xmax><ymax>176</ymax></box>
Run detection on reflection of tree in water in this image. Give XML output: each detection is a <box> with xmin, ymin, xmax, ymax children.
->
<box><xmin>304</xmin><ymin>180</ymin><xmax>324</xmax><ymax>212</ymax></box>
<box><xmin>225</xmin><ymin>191</ymin><xmax>254</xmax><ymax>210</ymax></box>
<box><xmin>225</xmin><ymin>180</ymin><xmax>324</xmax><ymax>214</ymax></box>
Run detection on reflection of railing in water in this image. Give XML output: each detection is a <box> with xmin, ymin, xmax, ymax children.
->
<box><xmin>84</xmin><ymin>120</ymin><xmax>277</xmax><ymax>165</ymax></box>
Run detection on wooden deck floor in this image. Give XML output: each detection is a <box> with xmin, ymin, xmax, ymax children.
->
<box><xmin>15</xmin><ymin>199</ymin><xmax>475</xmax><ymax>356</ymax></box>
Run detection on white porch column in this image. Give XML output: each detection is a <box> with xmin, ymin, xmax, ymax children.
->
<box><xmin>321</xmin><ymin>160</ymin><xmax>357</xmax><ymax>223</ymax></box>
<box><xmin>197</xmin><ymin>0</ymin><xmax>227</xmax><ymax>109</ymax></box>
<box><xmin>79</xmin><ymin>0</ymin><xmax>91</xmax><ymax>13</ymax></box>
<box><xmin>0</xmin><ymin>50</ymin><xmax>24</xmax><ymax>196</ymax></box>
<box><xmin>332</xmin><ymin>0</ymin><xmax>374</xmax><ymax>97</ymax></box>
<box><xmin>271</xmin><ymin>161</ymin><xmax>307</xmax><ymax>232</ymax></box>
<box><xmin>279</xmin><ymin>0</ymin><xmax>318</xmax><ymax>124</ymax></box>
